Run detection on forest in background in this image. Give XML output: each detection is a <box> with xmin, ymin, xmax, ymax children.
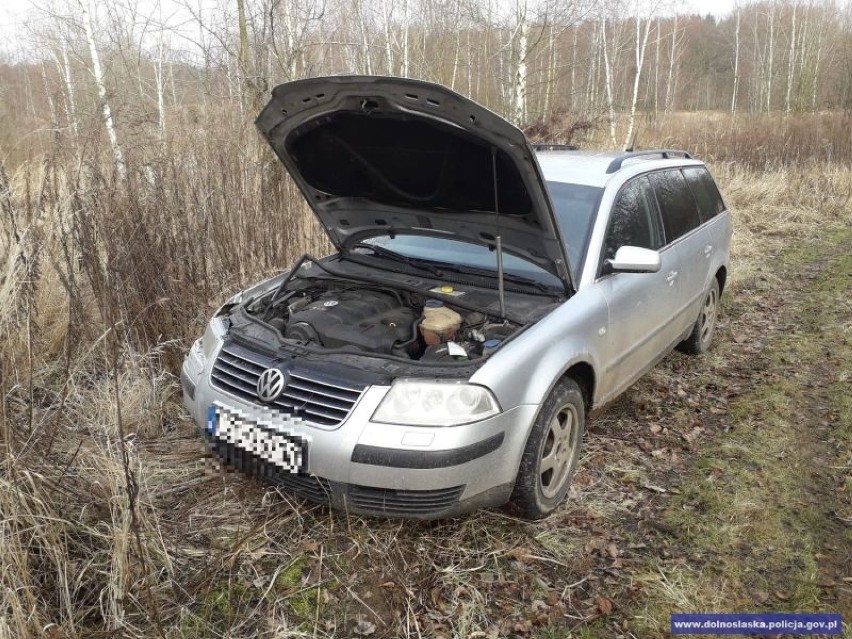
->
<box><xmin>2</xmin><ymin>0</ymin><xmax>852</xmax><ymax>170</ymax></box>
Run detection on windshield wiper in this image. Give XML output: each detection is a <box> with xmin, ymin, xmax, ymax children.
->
<box><xmin>346</xmin><ymin>243</ymin><xmax>445</xmax><ymax>277</ymax></box>
<box><xmin>348</xmin><ymin>243</ymin><xmax>557</xmax><ymax>294</ymax></box>
<box><xmin>433</xmin><ymin>263</ymin><xmax>556</xmax><ymax>293</ymax></box>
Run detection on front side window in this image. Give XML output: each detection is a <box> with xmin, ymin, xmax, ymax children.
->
<box><xmin>602</xmin><ymin>176</ymin><xmax>663</xmax><ymax>262</ymax></box>
<box><xmin>683</xmin><ymin>167</ymin><xmax>726</xmax><ymax>222</ymax></box>
<box><xmin>649</xmin><ymin>170</ymin><xmax>701</xmax><ymax>242</ymax></box>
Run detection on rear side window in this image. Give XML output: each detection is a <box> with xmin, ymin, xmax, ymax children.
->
<box><xmin>683</xmin><ymin>167</ymin><xmax>726</xmax><ymax>222</ymax></box>
<box><xmin>649</xmin><ymin>170</ymin><xmax>701</xmax><ymax>242</ymax></box>
<box><xmin>602</xmin><ymin>176</ymin><xmax>663</xmax><ymax>261</ymax></box>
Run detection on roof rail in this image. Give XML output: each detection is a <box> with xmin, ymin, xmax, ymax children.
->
<box><xmin>532</xmin><ymin>143</ymin><xmax>579</xmax><ymax>152</ymax></box>
<box><xmin>605</xmin><ymin>149</ymin><xmax>692</xmax><ymax>174</ymax></box>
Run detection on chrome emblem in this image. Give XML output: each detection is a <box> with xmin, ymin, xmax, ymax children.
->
<box><xmin>257</xmin><ymin>368</ymin><xmax>287</xmax><ymax>403</ymax></box>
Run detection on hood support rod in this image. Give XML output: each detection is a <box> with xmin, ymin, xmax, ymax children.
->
<box><xmin>491</xmin><ymin>147</ymin><xmax>506</xmax><ymax>320</ymax></box>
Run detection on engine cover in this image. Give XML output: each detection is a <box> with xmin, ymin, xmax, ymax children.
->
<box><xmin>285</xmin><ymin>290</ymin><xmax>416</xmax><ymax>355</ymax></box>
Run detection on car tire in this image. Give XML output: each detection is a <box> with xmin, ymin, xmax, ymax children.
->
<box><xmin>510</xmin><ymin>378</ymin><xmax>585</xmax><ymax>520</ymax></box>
<box><xmin>678</xmin><ymin>277</ymin><xmax>720</xmax><ymax>355</ymax></box>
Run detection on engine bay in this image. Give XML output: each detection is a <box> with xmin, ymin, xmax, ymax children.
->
<box><xmin>247</xmin><ymin>280</ymin><xmax>519</xmax><ymax>362</ymax></box>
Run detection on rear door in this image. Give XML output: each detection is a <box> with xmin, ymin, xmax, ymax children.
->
<box><xmin>682</xmin><ymin>166</ymin><xmax>731</xmax><ymax>270</ymax></box>
<box><xmin>648</xmin><ymin>169</ymin><xmax>711</xmax><ymax>332</ymax></box>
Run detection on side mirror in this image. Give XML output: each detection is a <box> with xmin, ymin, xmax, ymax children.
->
<box><xmin>605</xmin><ymin>246</ymin><xmax>661</xmax><ymax>274</ymax></box>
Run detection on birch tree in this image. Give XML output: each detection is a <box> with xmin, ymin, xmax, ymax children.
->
<box><xmin>512</xmin><ymin>0</ymin><xmax>529</xmax><ymax>124</ymax></box>
<box><xmin>622</xmin><ymin>0</ymin><xmax>656</xmax><ymax>151</ymax></box>
<box><xmin>731</xmin><ymin>2</ymin><xmax>741</xmax><ymax>115</ymax></box>
<box><xmin>664</xmin><ymin>14</ymin><xmax>679</xmax><ymax>115</ymax></box>
<box><xmin>78</xmin><ymin>0</ymin><xmax>127</xmax><ymax>180</ymax></box>
<box><xmin>784</xmin><ymin>0</ymin><xmax>798</xmax><ymax>114</ymax></box>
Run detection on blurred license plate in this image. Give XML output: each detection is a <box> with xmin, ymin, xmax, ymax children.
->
<box><xmin>207</xmin><ymin>405</ymin><xmax>307</xmax><ymax>473</ymax></box>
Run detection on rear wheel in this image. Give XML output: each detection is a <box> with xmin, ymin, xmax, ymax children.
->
<box><xmin>678</xmin><ymin>278</ymin><xmax>720</xmax><ymax>355</ymax></box>
<box><xmin>510</xmin><ymin>378</ymin><xmax>585</xmax><ymax>520</ymax></box>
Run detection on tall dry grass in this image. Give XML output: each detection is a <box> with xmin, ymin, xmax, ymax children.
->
<box><xmin>1</xmin><ymin>109</ymin><xmax>851</xmax><ymax>637</ymax></box>
<box><xmin>532</xmin><ymin>110</ymin><xmax>852</xmax><ymax>171</ymax></box>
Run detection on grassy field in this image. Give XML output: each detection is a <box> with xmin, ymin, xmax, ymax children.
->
<box><xmin>1</xmin><ymin>146</ymin><xmax>851</xmax><ymax>637</ymax></box>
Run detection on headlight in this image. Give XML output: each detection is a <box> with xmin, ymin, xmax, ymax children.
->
<box><xmin>372</xmin><ymin>379</ymin><xmax>501</xmax><ymax>427</ymax></box>
<box><xmin>201</xmin><ymin>316</ymin><xmax>227</xmax><ymax>360</ymax></box>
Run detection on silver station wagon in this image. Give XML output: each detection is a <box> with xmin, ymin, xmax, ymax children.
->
<box><xmin>181</xmin><ymin>76</ymin><xmax>731</xmax><ymax>520</ymax></box>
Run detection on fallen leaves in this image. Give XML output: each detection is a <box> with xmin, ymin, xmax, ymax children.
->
<box><xmin>596</xmin><ymin>595</ymin><xmax>613</xmax><ymax>615</ymax></box>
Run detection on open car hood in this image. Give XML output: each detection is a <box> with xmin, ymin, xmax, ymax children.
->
<box><xmin>256</xmin><ymin>76</ymin><xmax>574</xmax><ymax>292</ymax></box>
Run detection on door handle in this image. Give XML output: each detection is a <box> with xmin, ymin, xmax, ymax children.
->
<box><xmin>704</xmin><ymin>244</ymin><xmax>713</xmax><ymax>258</ymax></box>
<box><xmin>666</xmin><ymin>270</ymin><xmax>678</xmax><ymax>285</ymax></box>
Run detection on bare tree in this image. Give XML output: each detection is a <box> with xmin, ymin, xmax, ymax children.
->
<box><xmin>78</xmin><ymin>0</ymin><xmax>127</xmax><ymax>179</ymax></box>
<box><xmin>623</xmin><ymin>0</ymin><xmax>657</xmax><ymax>150</ymax></box>
<box><xmin>785</xmin><ymin>0</ymin><xmax>798</xmax><ymax>114</ymax></box>
<box><xmin>731</xmin><ymin>1</ymin><xmax>741</xmax><ymax>115</ymax></box>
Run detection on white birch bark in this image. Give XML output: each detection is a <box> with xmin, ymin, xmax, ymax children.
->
<box><xmin>601</xmin><ymin>17</ymin><xmax>618</xmax><ymax>146</ymax></box>
<box><xmin>60</xmin><ymin>35</ymin><xmax>78</xmax><ymax>136</ymax></box>
<box><xmin>653</xmin><ymin>16</ymin><xmax>661</xmax><ymax>115</ymax></box>
<box><xmin>623</xmin><ymin>1</ymin><xmax>654</xmax><ymax>151</ymax></box>
<box><xmin>155</xmin><ymin>35</ymin><xmax>167</xmax><ymax>141</ymax></box>
<box><xmin>513</xmin><ymin>0</ymin><xmax>528</xmax><ymax>124</ymax></box>
<box><xmin>383</xmin><ymin>0</ymin><xmax>395</xmax><ymax>75</ymax></box>
<box><xmin>731</xmin><ymin>3</ymin><xmax>741</xmax><ymax>115</ymax></box>
<box><xmin>664</xmin><ymin>15</ymin><xmax>678</xmax><ymax>115</ymax></box>
<box><xmin>785</xmin><ymin>1</ymin><xmax>798</xmax><ymax>114</ymax></box>
<box><xmin>402</xmin><ymin>0</ymin><xmax>410</xmax><ymax>77</ymax></box>
<box><xmin>766</xmin><ymin>1</ymin><xmax>775</xmax><ymax>113</ymax></box>
<box><xmin>79</xmin><ymin>0</ymin><xmax>127</xmax><ymax>180</ymax></box>
<box><xmin>570</xmin><ymin>24</ymin><xmax>578</xmax><ymax>111</ymax></box>
<box><xmin>811</xmin><ymin>19</ymin><xmax>825</xmax><ymax>111</ymax></box>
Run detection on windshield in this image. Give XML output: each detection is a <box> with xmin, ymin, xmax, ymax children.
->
<box><xmin>361</xmin><ymin>235</ymin><xmax>564</xmax><ymax>289</ymax></box>
<box><xmin>546</xmin><ymin>182</ymin><xmax>603</xmax><ymax>279</ymax></box>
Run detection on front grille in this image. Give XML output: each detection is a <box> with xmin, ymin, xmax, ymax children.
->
<box><xmin>348</xmin><ymin>485</ymin><xmax>465</xmax><ymax>516</ymax></box>
<box><xmin>209</xmin><ymin>439</ymin><xmax>332</xmax><ymax>504</ymax></box>
<box><xmin>210</xmin><ymin>345</ymin><xmax>365</xmax><ymax>427</ymax></box>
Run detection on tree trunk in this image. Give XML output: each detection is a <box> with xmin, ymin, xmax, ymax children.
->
<box><xmin>236</xmin><ymin>0</ymin><xmax>253</xmax><ymax>105</ymax></box>
<box><xmin>665</xmin><ymin>15</ymin><xmax>678</xmax><ymax>116</ymax></box>
<box><xmin>601</xmin><ymin>17</ymin><xmax>617</xmax><ymax>146</ymax></box>
<box><xmin>731</xmin><ymin>4</ymin><xmax>741</xmax><ymax>115</ymax></box>
<box><xmin>60</xmin><ymin>35</ymin><xmax>79</xmax><ymax>136</ymax></box>
<box><xmin>766</xmin><ymin>1</ymin><xmax>775</xmax><ymax>114</ymax></box>
<box><xmin>785</xmin><ymin>1</ymin><xmax>797</xmax><ymax>115</ymax></box>
<box><xmin>513</xmin><ymin>1</ymin><xmax>529</xmax><ymax>125</ymax></box>
<box><xmin>79</xmin><ymin>0</ymin><xmax>127</xmax><ymax>180</ymax></box>
<box><xmin>623</xmin><ymin>4</ymin><xmax>653</xmax><ymax>151</ymax></box>
<box><xmin>402</xmin><ymin>0</ymin><xmax>410</xmax><ymax>77</ymax></box>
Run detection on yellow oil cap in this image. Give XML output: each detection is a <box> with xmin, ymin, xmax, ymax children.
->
<box><xmin>441</xmin><ymin>286</ymin><xmax>454</xmax><ymax>293</ymax></box>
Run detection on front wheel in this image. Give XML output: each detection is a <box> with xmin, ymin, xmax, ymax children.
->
<box><xmin>510</xmin><ymin>378</ymin><xmax>585</xmax><ymax>520</ymax></box>
<box><xmin>678</xmin><ymin>278</ymin><xmax>720</xmax><ymax>355</ymax></box>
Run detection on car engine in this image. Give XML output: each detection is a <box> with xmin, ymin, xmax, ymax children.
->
<box><xmin>274</xmin><ymin>289</ymin><xmax>419</xmax><ymax>358</ymax></box>
<box><xmin>256</xmin><ymin>281</ymin><xmax>519</xmax><ymax>361</ymax></box>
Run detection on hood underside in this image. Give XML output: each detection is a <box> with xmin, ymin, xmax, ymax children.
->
<box><xmin>256</xmin><ymin>76</ymin><xmax>573</xmax><ymax>291</ymax></box>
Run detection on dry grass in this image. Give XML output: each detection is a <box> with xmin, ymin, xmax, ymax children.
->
<box><xmin>1</xmin><ymin>112</ymin><xmax>851</xmax><ymax>637</ymax></box>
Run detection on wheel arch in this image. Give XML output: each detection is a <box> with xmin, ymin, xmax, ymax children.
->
<box><xmin>563</xmin><ymin>361</ymin><xmax>595</xmax><ymax>412</ymax></box>
<box><xmin>715</xmin><ymin>265</ymin><xmax>727</xmax><ymax>295</ymax></box>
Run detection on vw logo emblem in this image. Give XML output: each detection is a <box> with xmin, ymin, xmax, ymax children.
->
<box><xmin>257</xmin><ymin>368</ymin><xmax>287</xmax><ymax>403</ymax></box>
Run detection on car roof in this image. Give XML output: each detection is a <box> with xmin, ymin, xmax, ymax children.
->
<box><xmin>536</xmin><ymin>149</ymin><xmax>705</xmax><ymax>188</ymax></box>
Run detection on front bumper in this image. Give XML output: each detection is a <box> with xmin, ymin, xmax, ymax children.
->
<box><xmin>182</xmin><ymin>355</ymin><xmax>538</xmax><ymax>519</ymax></box>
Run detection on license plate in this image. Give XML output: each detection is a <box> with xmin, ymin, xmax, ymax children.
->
<box><xmin>207</xmin><ymin>404</ymin><xmax>308</xmax><ymax>473</ymax></box>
